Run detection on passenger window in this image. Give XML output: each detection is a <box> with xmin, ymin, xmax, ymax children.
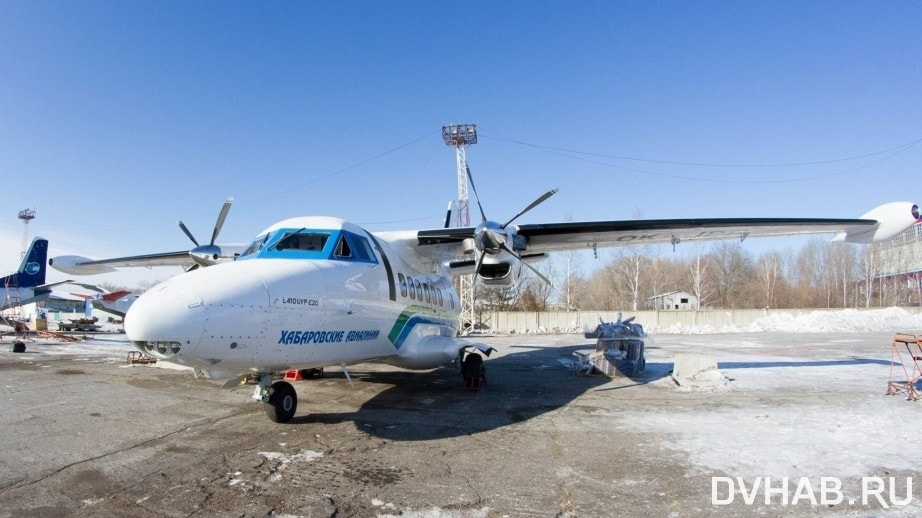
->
<box><xmin>399</xmin><ymin>273</ymin><xmax>408</xmax><ymax>297</ymax></box>
<box><xmin>414</xmin><ymin>279</ymin><xmax>422</xmax><ymax>300</ymax></box>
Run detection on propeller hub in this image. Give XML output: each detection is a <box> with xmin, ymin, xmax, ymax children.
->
<box><xmin>475</xmin><ymin>223</ymin><xmax>506</xmax><ymax>255</ymax></box>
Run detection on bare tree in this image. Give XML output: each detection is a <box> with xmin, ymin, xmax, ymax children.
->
<box><xmin>793</xmin><ymin>238</ymin><xmax>832</xmax><ymax>307</ymax></box>
<box><xmin>827</xmin><ymin>243</ymin><xmax>857</xmax><ymax>308</ymax></box>
<box><xmin>755</xmin><ymin>251</ymin><xmax>783</xmax><ymax>308</ymax></box>
<box><xmin>859</xmin><ymin>245</ymin><xmax>880</xmax><ymax>307</ymax></box>
<box><xmin>612</xmin><ymin>247</ymin><xmax>649</xmax><ymax>311</ymax></box>
<box><xmin>518</xmin><ymin>261</ymin><xmax>554</xmax><ymax>311</ymax></box>
<box><xmin>707</xmin><ymin>241</ymin><xmax>754</xmax><ymax>308</ymax></box>
<box><xmin>689</xmin><ymin>243</ymin><xmax>712</xmax><ymax>309</ymax></box>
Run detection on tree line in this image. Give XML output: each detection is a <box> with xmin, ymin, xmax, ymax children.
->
<box><xmin>477</xmin><ymin>237</ymin><xmax>920</xmax><ymax>312</ymax></box>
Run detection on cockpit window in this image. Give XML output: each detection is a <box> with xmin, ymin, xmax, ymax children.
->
<box><xmin>241</xmin><ymin>234</ymin><xmax>270</xmax><ymax>257</ymax></box>
<box><xmin>331</xmin><ymin>232</ymin><xmax>377</xmax><ymax>263</ymax></box>
<box><xmin>351</xmin><ymin>235</ymin><xmax>375</xmax><ymax>262</ymax></box>
<box><xmin>240</xmin><ymin>227</ymin><xmax>378</xmax><ymax>264</ymax></box>
<box><xmin>334</xmin><ymin>235</ymin><xmax>353</xmax><ymax>258</ymax></box>
<box><xmin>275</xmin><ymin>231</ymin><xmax>329</xmax><ymax>252</ymax></box>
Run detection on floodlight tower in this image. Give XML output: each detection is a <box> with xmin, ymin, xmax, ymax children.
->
<box><xmin>18</xmin><ymin>209</ymin><xmax>36</xmax><ymax>259</ymax></box>
<box><xmin>442</xmin><ymin>124</ymin><xmax>477</xmax><ymax>332</ymax></box>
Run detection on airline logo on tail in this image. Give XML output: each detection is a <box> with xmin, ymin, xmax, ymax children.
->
<box><xmin>3</xmin><ymin>238</ymin><xmax>48</xmax><ymax>288</ymax></box>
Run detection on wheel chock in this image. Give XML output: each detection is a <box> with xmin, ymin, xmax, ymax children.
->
<box><xmin>283</xmin><ymin>369</ymin><xmax>304</xmax><ymax>381</ymax></box>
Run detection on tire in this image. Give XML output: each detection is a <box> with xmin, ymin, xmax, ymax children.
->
<box><xmin>462</xmin><ymin>353</ymin><xmax>484</xmax><ymax>380</ymax></box>
<box><xmin>265</xmin><ymin>381</ymin><xmax>297</xmax><ymax>423</ymax></box>
<box><xmin>11</xmin><ymin>341</ymin><xmax>26</xmax><ymax>353</ymax></box>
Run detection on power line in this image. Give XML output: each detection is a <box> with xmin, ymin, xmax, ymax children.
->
<box><xmin>482</xmin><ymin>130</ymin><xmax>922</xmax><ymax>168</ymax></box>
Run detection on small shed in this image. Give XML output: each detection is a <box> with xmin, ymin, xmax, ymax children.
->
<box><xmin>647</xmin><ymin>291</ymin><xmax>697</xmax><ymax>310</ymax></box>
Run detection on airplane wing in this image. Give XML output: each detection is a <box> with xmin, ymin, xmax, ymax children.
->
<box><xmin>417</xmin><ymin>218</ymin><xmax>877</xmax><ymax>254</ymax></box>
<box><xmin>37</xmin><ymin>280</ymin><xmax>81</xmax><ymax>290</ymax></box>
<box><xmin>50</xmin><ymin>251</ymin><xmax>196</xmax><ymax>275</ymax></box>
<box><xmin>408</xmin><ymin>201</ymin><xmax>920</xmax><ymax>269</ymax></box>
<box><xmin>49</xmin><ymin>197</ymin><xmax>240</xmax><ymax>275</ymax></box>
<box><xmin>516</xmin><ymin>217</ymin><xmax>879</xmax><ymax>252</ymax></box>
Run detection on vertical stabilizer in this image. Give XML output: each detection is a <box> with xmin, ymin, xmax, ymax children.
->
<box><xmin>2</xmin><ymin>238</ymin><xmax>48</xmax><ymax>288</ymax></box>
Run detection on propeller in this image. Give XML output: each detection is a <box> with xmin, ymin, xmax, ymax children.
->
<box><xmin>444</xmin><ymin>201</ymin><xmax>453</xmax><ymax>228</ymax></box>
<box><xmin>178</xmin><ymin>197</ymin><xmax>234</xmax><ymax>268</ymax></box>
<box><xmin>465</xmin><ymin>167</ymin><xmax>558</xmax><ymax>285</ymax></box>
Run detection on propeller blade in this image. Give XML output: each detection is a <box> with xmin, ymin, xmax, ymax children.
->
<box><xmin>473</xmin><ymin>249</ymin><xmax>486</xmax><ymax>278</ymax></box>
<box><xmin>502</xmin><ymin>188</ymin><xmax>559</xmax><ymax>229</ymax></box>
<box><xmin>500</xmin><ymin>242</ymin><xmax>553</xmax><ymax>286</ymax></box>
<box><xmin>465</xmin><ymin>166</ymin><xmax>487</xmax><ymax>223</ymax></box>
<box><xmin>178</xmin><ymin>220</ymin><xmax>199</xmax><ymax>246</ymax></box>
<box><xmin>210</xmin><ymin>197</ymin><xmax>234</xmax><ymax>245</ymax></box>
<box><xmin>444</xmin><ymin>201</ymin><xmax>453</xmax><ymax>228</ymax></box>
<box><xmin>189</xmin><ymin>253</ymin><xmax>215</xmax><ymax>268</ymax></box>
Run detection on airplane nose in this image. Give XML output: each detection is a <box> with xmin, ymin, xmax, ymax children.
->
<box><xmin>125</xmin><ymin>280</ymin><xmax>206</xmax><ymax>358</ymax></box>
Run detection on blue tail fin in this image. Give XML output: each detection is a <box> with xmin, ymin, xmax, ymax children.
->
<box><xmin>1</xmin><ymin>238</ymin><xmax>48</xmax><ymax>288</ymax></box>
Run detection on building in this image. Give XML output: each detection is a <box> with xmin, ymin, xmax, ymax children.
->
<box><xmin>876</xmin><ymin>222</ymin><xmax>922</xmax><ymax>277</ymax></box>
<box><xmin>647</xmin><ymin>291</ymin><xmax>698</xmax><ymax>310</ymax></box>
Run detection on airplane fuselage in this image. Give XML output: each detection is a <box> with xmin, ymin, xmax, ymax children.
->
<box><xmin>125</xmin><ymin>217</ymin><xmax>463</xmax><ymax>379</ymax></box>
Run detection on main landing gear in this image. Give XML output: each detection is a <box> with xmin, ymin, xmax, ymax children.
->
<box><xmin>461</xmin><ymin>352</ymin><xmax>487</xmax><ymax>391</ymax></box>
<box><xmin>253</xmin><ymin>375</ymin><xmax>298</xmax><ymax>423</ymax></box>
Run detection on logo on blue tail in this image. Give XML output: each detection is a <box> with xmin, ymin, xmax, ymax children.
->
<box><xmin>24</xmin><ymin>262</ymin><xmax>41</xmax><ymax>275</ymax></box>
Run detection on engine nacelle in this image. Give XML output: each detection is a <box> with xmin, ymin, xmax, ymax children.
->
<box><xmin>477</xmin><ymin>256</ymin><xmax>517</xmax><ymax>287</ymax></box>
<box><xmin>48</xmin><ymin>255</ymin><xmax>116</xmax><ymax>275</ymax></box>
<box><xmin>835</xmin><ymin>201</ymin><xmax>920</xmax><ymax>244</ymax></box>
<box><xmin>389</xmin><ymin>335</ymin><xmax>460</xmax><ymax>370</ymax></box>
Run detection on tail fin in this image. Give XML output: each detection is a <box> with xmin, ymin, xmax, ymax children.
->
<box><xmin>1</xmin><ymin>238</ymin><xmax>48</xmax><ymax>288</ymax></box>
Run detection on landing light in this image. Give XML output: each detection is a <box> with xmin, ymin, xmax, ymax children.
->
<box><xmin>135</xmin><ymin>340</ymin><xmax>182</xmax><ymax>357</ymax></box>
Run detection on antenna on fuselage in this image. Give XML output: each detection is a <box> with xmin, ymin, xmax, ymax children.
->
<box><xmin>340</xmin><ymin>363</ymin><xmax>354</xmax><ymax>389</ymax></box>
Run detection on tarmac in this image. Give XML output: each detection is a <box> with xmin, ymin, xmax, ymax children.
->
<box><xmin>0</xmin><ymin>330</ymin><xmax>919</xmax><ymax>517</ymax></box>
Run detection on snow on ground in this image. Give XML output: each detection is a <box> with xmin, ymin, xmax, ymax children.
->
<box><xmin>652</xmin><ymin>306</ymin><xmax>922</xmax><ymax>334</ymax></box>
<box><xmin>625</xmin><ymin>335</ymin><xmax>919</xmax><ymax>480</ymax></box>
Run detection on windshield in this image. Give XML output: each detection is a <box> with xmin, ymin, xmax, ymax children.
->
<box><xmin>274</xmin><ymin>231</ymin><xmax>330</xmax><ymax>252</ymax></box>
<box><xmin>237</xmin><ymin>227</ymin><xmax>376</xmax><ymax>263</ymax></box>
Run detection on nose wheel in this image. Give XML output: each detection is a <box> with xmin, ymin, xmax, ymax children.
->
<box><xmin>256</xmin><ymin>379</ymin><xmax>298</xmax><ymax>423</ymax></box>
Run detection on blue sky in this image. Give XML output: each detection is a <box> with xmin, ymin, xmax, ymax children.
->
<box><xmin>1</xmin><ymin>1</ymin><xmax>920</xmax><ymax>289</ymax></box>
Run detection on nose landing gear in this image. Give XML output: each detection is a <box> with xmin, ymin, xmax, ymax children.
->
<box><xmin>253</xmin><ymin>375</ymin><xmax>298</xmax><ymax>423</ymax></box>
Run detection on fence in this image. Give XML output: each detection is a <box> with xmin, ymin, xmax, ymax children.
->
<box><xmin>481</xmin><ymin>307</ymin><xmax>922</xmax><ymax>334</ymax></box>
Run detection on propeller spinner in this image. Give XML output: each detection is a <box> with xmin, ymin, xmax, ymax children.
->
<box><xmin>178</xmin><ymin>197</ymin><xmax>234</xmax><ymax>269</ymax></box>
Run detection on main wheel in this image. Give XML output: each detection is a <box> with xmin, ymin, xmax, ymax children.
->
<box><xmin>265</xmin><ymin>381</ymin><xmax>298</xmax><ymax>423</ymax></box>
<box><xmin>461</xmin><ymin>353</ymin><xmax>485</xmax><ymax>389</ymax></box>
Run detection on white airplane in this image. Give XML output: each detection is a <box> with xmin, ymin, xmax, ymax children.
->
<box><xmin>118</xmin><ymin>184</ymin><xmax>920</xmax><ymax>423</ymax></box>
<box><xmin>50</xmin><ymin>197</ymin><xmax>245</xmax><ymax>275</ymax></box>
<box><xmin>1</xmin><ymin>237</ymin><xmax>77</xmax><ymax>311</ymax></box>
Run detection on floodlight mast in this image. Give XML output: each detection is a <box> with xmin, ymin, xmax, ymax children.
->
<box><xmin>18</xmin><ymin>209</ymin><xmax>36</xmax><ymax>259</ymax></box>
<box><xmin>442</xmin><ymin>124</ymin><xmax>477</xmax><ymax>333</ymax></box>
